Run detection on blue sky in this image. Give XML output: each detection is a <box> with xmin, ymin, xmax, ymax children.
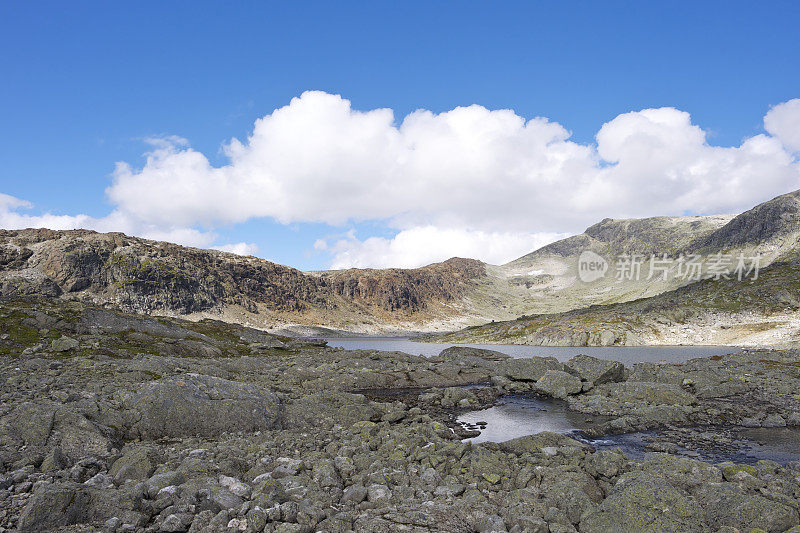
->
<box><xmin>1</xmin><ymin>1</ymin><xmax>799</xmax><ymax>270</ymax></box>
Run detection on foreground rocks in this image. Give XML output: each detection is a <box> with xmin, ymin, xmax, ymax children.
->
<box><xmin>2</xmin><ymin>297</ymin><xmax>800</xmax><ymax>532</ymax></box>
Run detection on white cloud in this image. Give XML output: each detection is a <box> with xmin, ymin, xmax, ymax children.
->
<box><xmin>2</xmin><ymin>92</ymin><xmax>800</xmax><ymax>268</ymax></box>
<box><xmin>212</xmin><ymin>242</ymin><xmax>259</xmax><ymax>256</ymax></box>
<box><xmin>326</xmin><ymin>227</ymin><xmax>569</xmax><ymax>269</ymax></box>
<box><xmin>765</xmin><ymin>99</ymin><xmax>800</xmax><ymax>152</ymax></box>
<box><xmin>106</xmin><ymin>92</ymin><xmax>800</xmax><ymax>236</ymax></box>
<box><xmin>0</xmin><ymin>196</ymin><xmax>217</xmax><ymax>249</ymax></box>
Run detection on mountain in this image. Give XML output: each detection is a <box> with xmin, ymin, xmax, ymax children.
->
<box><xmin>0</xmin><ymin>228</ymin><xmax>491</xmax><ymax>333</ymax></box>
<box><xmin>694</xmin><ymin>189</ymin><xmax>800</xmax><ymax>251</ymax></box>
<box><xmin>434</xmin><ymin>190</ymin><xmax>800</xmax><ymax>347</ymax></box>
<box><xmin>432</xmin><ymin>253</ymin><xmax>800</xmax><ymax>347</ymax></box>
<box><xmin>2</xmin><ymin>189</ymin><xmax>799</xmax><ymax>340</ymax></box>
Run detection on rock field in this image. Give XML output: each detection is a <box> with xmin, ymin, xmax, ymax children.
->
<box><xmin>2</xmin><ymin>297</ymin><xmax>800</xmax><ymax>532</ymax></box>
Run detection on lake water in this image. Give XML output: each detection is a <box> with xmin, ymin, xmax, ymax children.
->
<box><xmin>457</xmin><ymin>394</ymin><xmax>800</xmax><ymax>465</ymax></box>
<box><xmin>326</xmin><ymin>337</ymin><xmax>741</xmax><ymax>365</ymax></box>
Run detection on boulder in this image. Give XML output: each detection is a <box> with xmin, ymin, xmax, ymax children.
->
<box><xmin>695</xmin><ymin>483</ymin><xmax>799</xmax><ymax>532</ymax></box>
<box><xmin>592</xmin><ymin>381</ymin><xmax>697</xmax><ymax>405</ymax></box>
<box><xmin>437</xmin><ymin>346</ymin><xmax>510</xmax><ymax>365</ymax></box>
<box><xmin>535</xmin><ymin>369</ymin><xmax>583</xmax><ymax>398</ymax></box>
<box><xmin>499</xmin><ymin>356</ymin><xmax>564</xmax><ymax>382</ymax></box>
<box><xmin>566</xmin><ymin>354</ymin><xmax>625</xmax><ymax>384</ymax></box>
<box><xmin>56</xmin><ymin>412</ymin><xmax>115</xmax><ymax>461</ymax></box>
<box><xmin>580</xmin><ymin>472</ymin><xmax>709</xmax><ymax>532</ymax></box>
<box><xmin>281</xmin><ymin>391</ymin><xmax>379</xmax><ymax>429</ymax></box>
<box><xmin>3</xmin><ymin>402</ymin><xmax>55</xmax><ymax>448</ymax></box>
<box><xmin>51</xmin><ymin>336</ymin><xmax>79</xmax><ymax>352</ymax></box>
<box><xmin>499</xmin><ymin>431</ymin><xmax>592</xmax><ymax>455</ymax></box>
<box><xmin>637</xmin><ymin>454</ymin><xmax>722</xmax><ymax>491</ymax></box>
<box><xmin>40</xmin><ymin>447</ymin><xmax>70</xmax><ymax>472</ymax></box>
<box><xmin>110</xmin><ymin>445</ymin><xmax>161</xmax><ymax>482</ymax></box>
<box><xmin>17</xmin><ymin>482</ymin><xmax>144</xmax><ymax>532</ymax></box>
<box><xmin>121</xmin><ymin>373</ymin><xmax>281</xmax><ymax>439</ymax></box>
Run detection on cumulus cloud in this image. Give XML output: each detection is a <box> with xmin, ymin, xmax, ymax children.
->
<box><xmin>0</xmin><ymin>194</ymin><xmax>220</xmax><ymax>250</ymax></box>
<box><xmin>212</xmin><ymin>242</ymin><xmax>260</xmax><ymax>256</ymax></box>
<box><xmin>2</xmin><ymin>92</ymin><xmax>800</xmax><ymax>268</ymax></box>
<box><xmin>765</xmin><ymin>99</ymin><xmax>800</xmax><ymax>152</ymax></box>
<box><xmin>105</xmin><ymin>92</ymin><xmax>800</xmax><ymax>238</ymax></box>
<box><xmin>325</xmin><ymin>227</ymin><xmax>568</xmax><ymax>269</ymax></box>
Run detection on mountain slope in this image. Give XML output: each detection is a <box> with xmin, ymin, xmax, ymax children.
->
<box><xmin>2</xmin><ymin>189</ymin><xmax>800</xmax><ymax>338</ymax></box>
<box><xmin>694</xmin><ymin>189</ymin><xmax>800</xmax><ymax>251</ymax></box>
<box><xmin>433</xmin><ymin>253</ymin><xmax>800</xmax><ymax>347</ymax></box>
<box><xmin>433</xmin><ymin>190</ymin><xmax>800</xmax><ymax>346</ymax></box>
<box><xmin>0</xmin><ymin>228</ymin><xmax>492</xmax><ymax>332</ymax></box>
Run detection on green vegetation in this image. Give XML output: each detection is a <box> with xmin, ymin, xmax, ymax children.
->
<box><xmin>0</xmin><ymin>310</ymin><xmax>40</xmax><ymax>355</ymax></box>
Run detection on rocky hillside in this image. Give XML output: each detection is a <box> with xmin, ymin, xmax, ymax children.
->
<box><xmin>513</xmin><ymin>214</ymin><xmax>732</xmax><ymax>262</ymax></box>
<box><xmin>0</xmin><ymin>228</ymin><xmax>487</xmax><ymax>332</ymax></box>
<box><xmin>2</xmin><ymin>189</ymin><xmax>800</xmax><ymax>337</ymax></box>
<box><xmin>433</xmin><ymin>250</ymin><xmax>800</xmax><ymax>347</ymax></box>
<box><xmin>694</xmin><ymin>189</ymin><xmax>800</xmax><ymax>251</ymax></box>
<box><xmin>452</xmin><ymin>189</ymin><xmax>800</xmax><ymax>346</ymax></box>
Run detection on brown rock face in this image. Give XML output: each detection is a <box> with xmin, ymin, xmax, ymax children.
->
<box><xmin>0</xmin><ymin>229</ymin><xmax>486</xmax><ymax>324</ymax></box>
<box><xmin>323</xmin><ymin>257</ymin><xmax>486</xmax><ymax>312</ymax></box>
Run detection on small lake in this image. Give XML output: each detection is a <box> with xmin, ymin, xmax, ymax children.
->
<box><xmin>456</xmin><ymin>395</ymin><xmax>606</xmax><ymax>443</ymax></box>
<box><xmin>458</xmin><ymin>394</ymin><xmax>800</xmax><ymax>465</ymax></box>
<box><xmin>326</xmin><ymin>337</ymin><xmax>741</xmax><ymax>365</ymax></box>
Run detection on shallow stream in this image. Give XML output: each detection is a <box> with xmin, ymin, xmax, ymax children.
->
<box><xmin>458</xmin><ymin>394</ymin><xmax>800</xmax><ymax>465</ymax></box>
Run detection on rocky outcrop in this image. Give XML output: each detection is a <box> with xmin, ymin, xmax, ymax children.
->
<box><xmin>566</xmin><ymin>353</ymin><xmax>626</xmax><ymax>384</ymax></box>
<box><xmin>321</xmin><ymin>257</ymin><xmax>486</xmax><ymax>312</ymax></box>
<box><xmin>696</xmin><ymin>189</ymin><xmax>800</xmax><ymax>250</ymax></box>
<box><xmin>580</xmin><ymin>471</ymin><xmax>708</xmax><ymax>532</ymax></box>
<box><xmin>121</xmin><ymin>374</ymin><xmax>282</xmax><ymax>439</ymax></box>
<box><xmin>0</xmin><ymin>229</ymin><xmax>487</xmax><ymax>330</ymax></box>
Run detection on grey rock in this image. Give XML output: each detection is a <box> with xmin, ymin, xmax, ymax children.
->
<box><xmin>160</xmin><ymin>513</ymin><xmax>193</xmax><ymax>532</ymax></box>
<box><xmin>580</xmin><ymin>472</ymin><xmax>708</xmax><ymax>533</ymax></box>
<box><xmin>500</xmin><ymin>432</ymin><xmax>592</xmax><ymax>456</ymax></box>
<box><xmin>281</xmin><ymin>391</ymin><xmax>378</xmax><ymax>429</ymax></box>
<box><xmin>341</xmin><ymin>484</ymin><xmax>367</xmax><ymax>504</ymax></box>
<box><xmin>696</xmin><ymin>483</ymin><xmax>799</xmax><ymax>532</ymax></box>
<box><xmin>209</xmin><ymin>486</ymin><xmax>243</xmax><ymax>511</ymax></box>
<box><xmin>535</xmin><ymin>370</ymin><xmax>583</xmax><ymax>398</ymax></box>
<box><xmin>40</xmin><ymin>446</ymin><xmax>70</xmax><ymax>472</ymax></box>
<box><xmin>366</xmin><ymin>483</ymin><xmax>391</xmax><ymax>503</ymax></box>
<box><xmin>566</xmin><ymin>354</ymin><xmax>625</xmax><ymax>384</ymax></box>
<box><xmin>110</xmin><ymin>446</ymin><xmax>160</xmax><ymax>482</ymax></box>
<box><xmin>637</xmin><ymin>454</ymin><xmax>722</xmax><ymax>491</ymax></box>
<box><xmin>17</xmin><ymin>482</ymin><xmax>144</xmax><ymax>532</ymax></box>
<box><xmin>51</xmin><ymin>336</ymin><xmax>80</xmax><ymax>352</ymax></box>
<box><xmin>499</xmin><ymin>356</ymin><xmax>564</xmax><ymax>382</ymax></box>
<box><xmin>271</xmin><ymin>458</ymin><xmax>304</xmax><ymax>479</ymax></box>
<box><xmin>592</xmin><ymin>381</ymin><xmax>697</xmax><ymax>405</ymax></box>
<box><xmin>121</xmin><ymin>374</ymin><xmax>281</xmax><ymax>439</ymax></box>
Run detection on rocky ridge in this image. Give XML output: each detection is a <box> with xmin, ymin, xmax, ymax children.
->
<box><xmin>433</xmin><ymin>251</ymin><xmax>800</xmax><ymax>347</ymax></box>
<box><xmin>0</xmin><ymin>228</ymin><xmax>487</xmax><ymax>333</ymax></box>
<box><xmin>2</xmin><ymin>189</ymin><xmax>800</xmax><ymax>341</ymax></box>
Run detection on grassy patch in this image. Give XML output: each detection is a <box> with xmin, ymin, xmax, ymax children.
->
<box><xmin>0</xmin><ymin>310</ymin><xmax>40</xmax><ymax>354</ymax></box>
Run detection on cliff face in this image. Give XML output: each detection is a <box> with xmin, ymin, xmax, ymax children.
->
<box><xmin>696</xmin><ymin>190</ymin><xmax>800</xmax><ymax>250</ymax></box>
<box><xmin>0</xmin><ymin>229</ymin><xmax>486</xmax><ymax>329</ymax></box>
<box><xmin>321</xmin><ymin>258</ymin><xmax>486</xmax><ymax>312</ymax></box>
